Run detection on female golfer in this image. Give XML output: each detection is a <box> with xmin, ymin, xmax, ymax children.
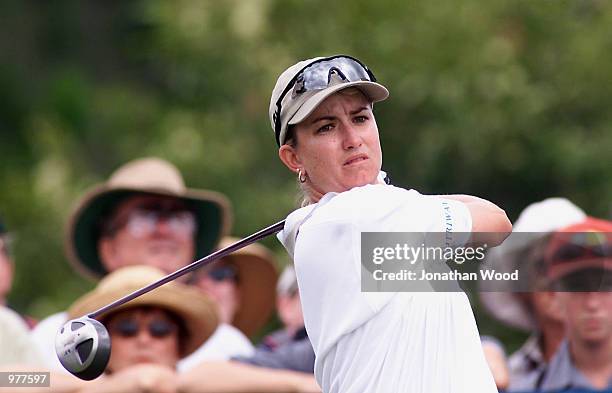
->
<box><xmin>270</xmin><ymin>55</ymin><xmax>512</xmax><ymax>392</ymax></box>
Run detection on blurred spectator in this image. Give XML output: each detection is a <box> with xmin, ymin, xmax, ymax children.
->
<box><xmin>0</xmin><ymin>216</ymin><xmax>43</xmax><ymax>370</ymax></box>
<box><xmin>190</xmin><ymin>237</ymin><xmax>277</xmax><ymax>335</ymax></box>
<box><xmin>30</xmin><ymin>157</ymin><xmax>251</xmax><ymax>373</ymax></box>
<box><xmin>0</xmin><ymin>216</ymin><xmax>12</xmax><ymax>305</ymax></box>
<box><xmin>0</xmin><ymin>306</ymin><xmax>41</xmax><ymax>366</ymax></box>
<box><xmin>537</xmin><ymin>218</ymin><xmax>612</xmax><ymax>391</ymax></box>
<box><xmin>274</xmin><ymin>265</ymin><xmax>305</xmax><ymax>338</ymax></box>
<box><xmin>479</xmin><ymin>198</ymin><xmax>587</xmax><ymax>391</ymax></box>
<box><xmin>1</xmin><ymin>216</ymin><xmax>37</xmax><ymax>329</ymax></box>
<box><xmin>181</xmin><ymin>237</ymin><xmax>278</xmax><ymax>370</ymax></box>
<box><xmin>179</xmin><ymin>265</ymin><xmax>319</xmax><ymax>393</ymax></box>
<box><xmin>34</xmin><ymin>265</ymin><xmax>219</xmax><ymax>393</ymax></box>
<box><xmin>232</xmin><ymin>265</ymin><xmax>314</xmax><ymax>373</ymax></box>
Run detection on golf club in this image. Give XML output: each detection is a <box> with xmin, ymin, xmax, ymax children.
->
<box><xmin>56</xmin><ymin>219</ymin><xmax>285</xmax><ymax>380</ymax></box>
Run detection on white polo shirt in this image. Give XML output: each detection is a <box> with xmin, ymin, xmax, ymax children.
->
<box><xmin>278</xmin><ymin>183</ymin><xmax>497</xmax><ymax>393</ymax></box>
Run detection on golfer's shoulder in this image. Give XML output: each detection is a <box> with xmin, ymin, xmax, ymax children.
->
<box><xmin>308</xmin><ymin>184</ymin><xmax>425</xmax><ymax>227</ymax></box>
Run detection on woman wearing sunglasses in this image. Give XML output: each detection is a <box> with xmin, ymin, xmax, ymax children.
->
<box><xmin>64</xmin><ymin>265</ymin><xmax>218</xmax><ymax>392</ymax></box>
<box><xmin>271</xmin><ymin>55</ymin><xmax>512</xmax><ymax>392</ymax></box>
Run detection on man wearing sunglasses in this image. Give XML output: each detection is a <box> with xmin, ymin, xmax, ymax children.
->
<box><xmin>31</xmin><ymin>158</ymin><xmax>256</xmax><ymax>373</ymax></box>
<box><xmin>180</xmin><ymin>238</ymin><xmax>278</xmax><ymax>370</ymax></box>
<box><xmin>479</xmin><ymin>198</ymin><xmax>588</xmax><ymax>391</ymax></box>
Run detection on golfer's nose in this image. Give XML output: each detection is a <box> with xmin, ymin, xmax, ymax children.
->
<box><xmin>342</xmin><ymin>123</ymin><xmax>363</xmax><ymax>150</ymax></box>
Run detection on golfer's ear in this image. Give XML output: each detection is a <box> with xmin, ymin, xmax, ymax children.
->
<box><xmin>278</xmin><ymin>145</ymin><xmax>302</xmax><ymax>173</ymax></box>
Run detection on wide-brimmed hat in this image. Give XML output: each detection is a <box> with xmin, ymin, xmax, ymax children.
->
<box><xmin>269</xmin><ymin>55</ymin><xmax>389</xmax><ymax>146</ymax></box>
<box><xmin>65</xmin><ymin>157</ymin><xmax>232</xmax><ymax>279</ymax></box>
<box><xmin>479</xmin><ymin>198</ymin><xmax>586</xmax><ymax>331</ymax></box>
<box><xmin>212</xmin><ymin>237</ymin><xmax>278</xmax><ymax>338</ymax></box>
<box><xmin>68</xmin><ymin>265</ymin><xmax>219</xmax><ymax>357</ymax></box>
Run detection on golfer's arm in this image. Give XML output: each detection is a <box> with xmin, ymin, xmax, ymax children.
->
<box><xmin>178</xmin><ymin>361</ymin><xmax>320</xmax><ymax>393</ymax></box>
<box><xmin>441</xmin><ymin>194</ymin><xmax>512</xmax><ymax>246</ymax></box>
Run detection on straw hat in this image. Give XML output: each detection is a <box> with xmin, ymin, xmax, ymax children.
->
<box><xmin>68</xmin><ymin>265</ymin><xmax>219</xmax><ymax>357</ymax></box>
<box><xmin>479</xmin><ymin>198</ymin><xmax>586</xmax><ymax>331</ymax></box>
<box><xmin>65</xmin><ymin>157</ymin><xmax>232</xmax><ymax>279</ymax></box>
<box><xmin>214</xmin><ymin>237</ymin><xmax>279</xmax><ymax>338</ymax></box>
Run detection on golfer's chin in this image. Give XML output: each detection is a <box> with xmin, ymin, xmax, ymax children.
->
<box><xmin>341</xmin><ymin>171</ymin><xmax>380</xmax><ymax>191</ymax></box>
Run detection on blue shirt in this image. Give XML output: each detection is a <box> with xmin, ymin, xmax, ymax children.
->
<box><xmin>539</xmin><ymin>340</ymin><xmax>612</xmax><ymax>392</ymax></box>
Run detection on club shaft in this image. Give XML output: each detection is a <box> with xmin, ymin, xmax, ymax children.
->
<box><xmin>88</xmin><ymin>220</ymin><xmax>285</xmax><ymax>319</ymax></box>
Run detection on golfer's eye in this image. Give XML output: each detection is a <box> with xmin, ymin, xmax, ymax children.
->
<box><xmin>317</xmin><ymin>123</ymin><xmax>334</xmax><ymax>134</ymax></box>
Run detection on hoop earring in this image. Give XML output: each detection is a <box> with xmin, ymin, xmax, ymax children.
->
<box><xmin>298</xmin><ymin>169</ymin><xmax>307</xmax><ymax>183</ymax></box>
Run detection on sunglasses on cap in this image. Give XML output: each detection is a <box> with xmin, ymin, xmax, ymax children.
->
<box><xmin>552</xmin><ymin>242</ymin><xmax>610</xmax><ymax>263</ymax></box>
<box><xmin>109</xmin><ymin>318</ymin><xmax>178</xmax><ymax>339</ymax></box>
<box><xmin>549</xmin><ymin>232</ymin><xmax>611</xmax><ymax>265</ymax></box>
<box><xmin>272</xmin><ymin>55</ymin><xmax>377</xmax><ymax>146</ymax></box>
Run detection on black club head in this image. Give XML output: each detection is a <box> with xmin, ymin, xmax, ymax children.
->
<box><xmin>55</xmin><ymin>317</ymin><xmax>111</xmax><ymax>380</ymax></box>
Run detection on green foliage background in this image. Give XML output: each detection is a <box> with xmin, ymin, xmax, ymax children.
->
<box><xmin>1</xmin><ymin>0</ymin><xmax>611</xmax><ymax>349</ymax></box>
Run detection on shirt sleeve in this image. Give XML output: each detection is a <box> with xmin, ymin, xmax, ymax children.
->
<box><xmin>231</xmin><ymin>338</ymin><xmax>315</xmax><ymax>373</ymax></box>
<box><xmin>423</xmin><ymin>196</ymin><xmax>473</xmax><ymax>247</ymax></box>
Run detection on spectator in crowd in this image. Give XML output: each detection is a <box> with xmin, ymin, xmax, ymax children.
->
<box><xmin>190</xmin><ymin>237</ymin><xmax>277</xmax><ymax>336</ymax></box>
<box><xmin>2</xmin><ymin>265</ymin><xmax>219</xmax><ymax>393</ymax></box>
<box><xmin>0</xmin><ymin>216</ymin><xmax>36</xmax><ymax>328</ymax></box>
<box><xmin>232</xmin><ymin>265</ymin><xmax>314</xmax><ymax>373</ymax></box>
<box><xmin>536</xmin><ymin>217</ymin><xmax>612</xmax><ymax>391</ymax></box>
<box><xmin>69</xmin><ymin>265</ymin><xmax>218</xmax><ymax>393</ymax></box>
<box><xmin>1</xmin><ymin>215</ymin><xmax>42</xmax><ymax>367</ymax></box>
<box><xmin>0</xmin><ymin>216</ymin><xmax>12</xmax><ymax>307</ymax></box>
<box><xmin>267</xmin><ymin>265</ymin><xmax>307</xmax><ymax>347</ymax></box>
<box><xmin>480</xmin><ymin>197</ymin><xmax>587</xmax><ymax>391</ymax></box>
<box><xmin>30</xmin><ymin>157</ymin><xmax>251</xmax><ymax>373</ymax></box>
<box><xmin>179</xmin><ymin>265</ymin><xmax>319</xmax><ymax>393</ymax></box>
<box><xmin>181</xmin><ymin>237</ymin><xmax>278</xmax><ymax>369</ymax></box>
<box><xmin>0</xmin><ymin>306</ymin><xmax>41</xmax><ymax>366</ymax></box>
